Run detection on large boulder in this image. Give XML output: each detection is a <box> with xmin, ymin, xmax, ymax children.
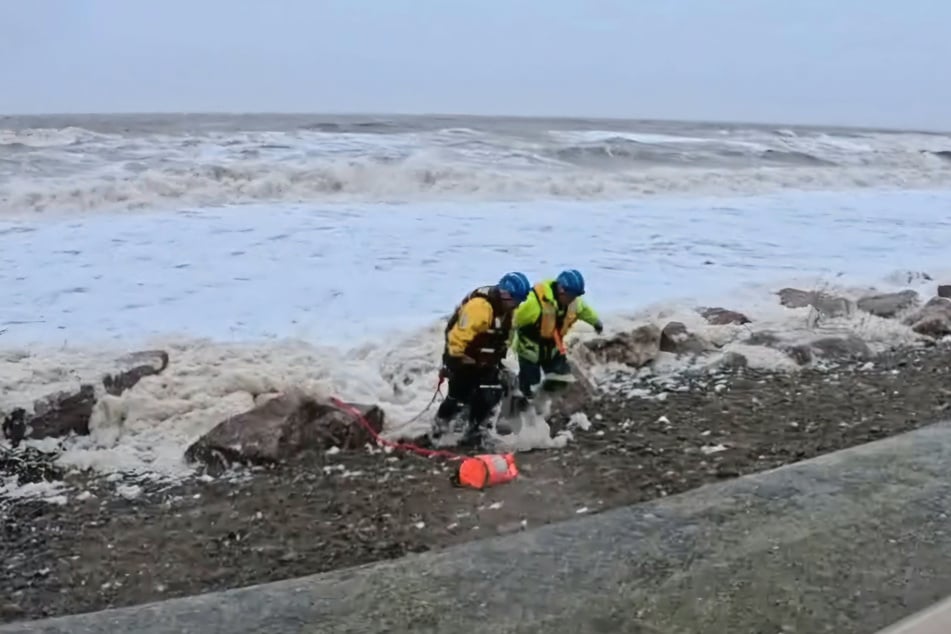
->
<box><xmin>1</xmin><ymin>350</ymin><xmax>169</xmax><ymax>446</ymax></box>
<box><xmin>550</xmin><ymin>363</ymin><xmax>597</xmax><ymax>417</ymax></box>
<box><xmin>184</xmin><ymin>391</ymin><xmax>385</xmax><ymax>469</ymax></box>
<box><xmin>904</xmin><ymin>296</ymin><xmax>951</xmax><ymax>339</ymax></box>
<box><xmin>706</xmin><ymin>351</ymin><xmax>749</xmax><ymax>372</ymax></box>
<box><xmin>777</xmin><ymin>288</ymin><xmax>854</xmax><ymax>319</ymax></box>
<box><xmin>3</xmin><ymin>385</ymin><xmax>97</xmax><ymax>443</ymax></box>
<box><xmin>856</xmin><ymin>290</ymin><xmax>920</xmax><ymax>318</ymax></box>
<box><xmin>782</xmin><ymin>344</ymin><xmax>814</xmax><ymax>366</ymax></box>
<box><xmin>579</xmin><ymin>324</ymin><xmax>661</xmax><ymax>368</ymax></box>
<box><xmin>698</xmin><ymin>307</ymin><xmax>751</xmax><ymax>326</ymax></box>
<box><xmin>808</xmin><ymin>334</ymin><xmax>872</xmax><ymax>362</ymax></box>
<box><xmin>742</xmin><ymin>332</ymin><xmax>871</xmax><ymax>366</ymax></box>
<box><xmin>777</xmin><ymin>288</ymin><xmax>814</xmax><ymax>309</ymax></box>
<box><xmin>659</xmin><ymin>321</ymin><xmax>714</xmax><ymax>355</ymax></box>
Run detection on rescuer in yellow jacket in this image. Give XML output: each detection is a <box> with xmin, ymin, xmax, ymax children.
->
<box><xmin>433</xmin><ymin>272</ymin><xmax>532</xmax><ymax>446</ymax></box>
<box><xmin>512</xmin><ymin>269</ymin><xmax>603</xmax><ymax>399</ymax></box>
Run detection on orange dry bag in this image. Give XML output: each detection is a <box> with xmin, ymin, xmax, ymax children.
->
<box><xmin>452</xmin><ymin>453</ymin><xmax>519</xmax><ymax>490</ymax></box>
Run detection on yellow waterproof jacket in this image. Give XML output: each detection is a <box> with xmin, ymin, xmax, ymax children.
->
<box><xmin>512</xmin><ymin>280</ymin><xmax>599</xmax><ymax>363</ymax></box>
<box><xmin>444</xmin><ymin>286</ymin><xmax>514</xmax><ymax>365</ymax></box>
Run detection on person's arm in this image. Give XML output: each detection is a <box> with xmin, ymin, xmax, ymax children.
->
<box><xmin>576</xmin><ymin>299</ymin><xmax>603</xmax><ymax>333</ymax></box>
<box><xmin>446</xmin><ymin>297</ymin><xmax>493</xmax><ymax>358</ymax></box>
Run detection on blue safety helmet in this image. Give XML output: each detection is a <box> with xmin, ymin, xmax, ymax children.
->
<box><xmin>497</xmin><ymin>271</ymin><xmax>531</xmax><ymax>302</ymax></box>
<box><xmin>556</xmin><ymin>269</ymin><xmax>586</xmax><ymax>296</ymax></box>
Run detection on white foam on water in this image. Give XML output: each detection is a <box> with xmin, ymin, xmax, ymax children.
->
<box><xmin>0</xmin><ymin>188</ymin><xmax>950</xmax><ymax>496</ymax></box>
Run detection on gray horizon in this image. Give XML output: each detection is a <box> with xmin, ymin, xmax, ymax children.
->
<box><xmin>2</xmin><ymin>111</ymin><xmax>947</xmax><ymax>136</ymax></box>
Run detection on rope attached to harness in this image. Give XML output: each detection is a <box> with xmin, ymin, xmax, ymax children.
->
<box><xmin>330</xmin><ymin>374</ymin><xmax>519</xmax><ymax>490</ymax></box>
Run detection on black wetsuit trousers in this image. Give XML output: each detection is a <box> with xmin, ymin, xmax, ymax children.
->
<box><xmin>436</xmin><ymin>362</ymin><xmax>504</xmax><ymax>427</ymax></box>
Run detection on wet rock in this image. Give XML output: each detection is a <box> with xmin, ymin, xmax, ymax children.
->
<box><xmin>783</xmin><ymin>344</ymin><xmax>813</xmax><ymax>366</ymax></box>
<box><xmin>1</xmin><ymin>350</ymin><xmax>170</xmax><ymax>446</ymax></box>
<box><xmin>856</xmin><ymin>290</ymin><xmax>920</xmax><ymax>318</ymax></box>
<box><xmin>904</xmin><ymin>296</ymin><xmax>951</xmax><ymax>339</ymax></box>
<box><xmin>0</xmin><ymin>445</ymin><xmax>64</xmax><ymax>488</ymax></box>
<box><xmin>939</xmin><ymin>285</ymin><xmax>951</xmax><ymax>299</ymax></box>
<box><xmin>777</xmin><ymin>288</ymin><xmax>814</xmax><ymax>309</ymax></box>
<box><xmin>744</xmin><ymin>330</ymin><xmax>809</xmax><ymax>364</ymax></box>
<box><xmin>659</xmin><ymin>321</ymin><xmax>713</xmax><ymax>356</ymax></box>
<box><xmin>0</xmin><ymin>602</ymin><xmax>25</xmax><ymax>620</ymax></box>
<box><xmin>102</xmin><ymin>350</ymin><xmax>169</xmax><ymax>396</ymax></box>
<box><xmin>184</xmin><ymin>391</ymin><xmax>385</xmax><ymax>469</ymax></box>
<box><xmin>708</xmin><ymin>351</ymin><xmax>749</xmax><ymax>372</ymax></box>
<box><xmin>1</xmin><ymin>409</ymin><xmax>26</xmax><ymax>445</ymax></box>
<box><xmin>29</xmin><ymin>385</ymin><xmax>98</xmax><ymax>438</ymax></box>
<box><xmin>744</xmin><ymin>332</ymin><xmax>871</xmax><ymax>366</ymax></box>
<box><xmin>744</xmin><ymin>331</ymin><xmax>781</xmax><ymax>347</ymax></box>
<box><xmin>777</xmin><ymin>288</ymin><xmax>854</xmax><ymax>318</ymax></box>
<box><xmin>2</xmin><ymin>386</ymin><xmax>96</xmax><ymax>445</ymax></box>
<box><xmin>549</xmin><ymin>363</ymin><xmax>597</xmax><ymax>417</ymax></box>
<box><xmin>814</xmin><ymin>296</ymin><xmax>854</xmax><ymax>320</ymax></box>
<box><xmin>740</xmin><ymin>329</ymin><xmax>810</xmax><ymax>365</ymax></box>
<box><xmin>698</xmin><ymin>307</ymin><xmax>751</xmax><ymax>326</ymax></box>
<box><xmin>580</xmin><ymin>324</ymin><xmax>661</xmax><ymax>368</ymax></box>
<box><xmin>808</xmin><ymin>334</ymin><xmax>872</xmax><ymax>362</ymax></box>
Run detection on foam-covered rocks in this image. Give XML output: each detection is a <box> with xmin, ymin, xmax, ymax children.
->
<box><xmin>855</xmin><ymin>290</ymin><xmax>920</xmax><ymax>318</ymax></box>
<box><xmin>579</xmin><ymin>325</ymin><xmax>661</xmax><ymax>368</ymax></box>
<box><xmin>1</xmin><ymin>350</ymin><xmax>169</xmax><ymax>445</ymax></box>
<box><xmin>659</xmin><ymin>321</ymin><xmax>715</xmax><ymax>356</ymax></box>
<box><xmin>904</xmin><ymin>296</ymin><xmax>951</xmax><ymax>339</ymax></box>
<box><xmin>698</xmin><ymin>307</ymin><xmax>751</xmax><ymax>326</ymax></box>
<box><xmin>777</xmin><ymin>288</ymin><xmax>854</xmax><ymax>318</ymax></box>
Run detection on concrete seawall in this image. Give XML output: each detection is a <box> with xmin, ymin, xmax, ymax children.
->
<box><xmin>5</xmin><ymin>420</ymin><xmax>951</xmax><ymax>634</ymax></box>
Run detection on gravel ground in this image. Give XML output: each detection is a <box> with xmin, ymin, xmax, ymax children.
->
<box><xmin>2</xmin><ymin>341</ymin><xmax>951</xmax><ymax>624</ymax></box>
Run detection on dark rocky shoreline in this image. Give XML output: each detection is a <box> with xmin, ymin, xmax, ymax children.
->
<box><xmin>3</xmin><ymin>338</ymin><xmax>951</xmax><ymax>624</ymax></box>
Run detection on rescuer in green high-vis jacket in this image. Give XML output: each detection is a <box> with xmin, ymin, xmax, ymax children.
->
<box><xmin>511</xmin><ymin>269</ymin><xmax>603</xmax><ymax>400</ymax></box>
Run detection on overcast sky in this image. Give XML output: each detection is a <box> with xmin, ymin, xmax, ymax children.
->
<box><xmin>2</xmin><ymin>0</ymin><xmax>948</xmax><ymax>129</ymax></box>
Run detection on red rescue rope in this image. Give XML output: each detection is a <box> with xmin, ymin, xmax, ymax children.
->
<box><xmin>329</xmin><ymin>395</ymin><xmax>465</xmax><ymax>461</ymax></box>
<box><xmin>329</xmin><ymin>377</ymin><xmax>521</xmax><ymax>490</ymax></box>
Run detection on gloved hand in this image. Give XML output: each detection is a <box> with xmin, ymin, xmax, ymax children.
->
<box><xmin>593</xmin><ymin>319</ymin><xmax>604</xmax><ymax>335</ymax></box>
<box><xmin>440</xmin><ymin>353</ymin><xmax>459</xmax><ymax>380</ymax></box>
